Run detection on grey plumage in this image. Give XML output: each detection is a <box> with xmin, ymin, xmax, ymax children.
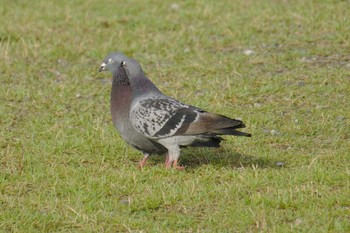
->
<box><xmin>99</xmin><ymin>52</ymin><xmax>251</xmax><ymax>169</ymax></box>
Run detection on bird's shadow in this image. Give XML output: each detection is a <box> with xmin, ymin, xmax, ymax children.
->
<box><xmin>150</xmin><ymin>147</ymin><xmax>279</xmax><ymax>170</ymax></box>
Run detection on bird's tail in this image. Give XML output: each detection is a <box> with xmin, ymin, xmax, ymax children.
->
<box><xmin>213</xmin><ymin>126</ymin><xmax>252</xmax><ymax>137</ymax></box>
<box><xmin>184</xmin><ymin>112</ymin><xmax>251</xmax><ymax>137</ymax></box>
<box><xmin>209</xmin><ymin>114</ymin><xmax>252</xmax><ymax>137</ymax></box>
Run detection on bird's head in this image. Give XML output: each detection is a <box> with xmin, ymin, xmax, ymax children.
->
<box><xmin>99</xmin><ymin>52</ymin><xmax>129</xmax><ymax>73</ymax></box>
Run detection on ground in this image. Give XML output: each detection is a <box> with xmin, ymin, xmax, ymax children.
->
<box><xmin>0</xmin><ymin>0</ymin><xmax>349</xmax><ymax>232</ymax></box>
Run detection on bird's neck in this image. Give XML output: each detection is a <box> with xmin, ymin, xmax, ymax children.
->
<box><xmin>130</xmin><ymin>73</ymin><xmax>162</xmax><ymax>98</ymax></box>
<box><xmin>110</xmin><ymin>73</ymin><xmax>132</xmax><ymax>122</ymax></box>
<box><xmin>112</xmin><ymin>71</ymin><xmax>130</xmax><ymax>87</ymax></box>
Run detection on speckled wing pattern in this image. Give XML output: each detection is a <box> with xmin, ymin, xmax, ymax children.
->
<box><xmin>130</xmin><ymin>97</ymin><xmax>202</xmax><ymax>139</ymax></box>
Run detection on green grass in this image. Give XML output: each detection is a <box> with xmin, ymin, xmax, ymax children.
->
<box><xmin>1</xmin><ymin>0</ymin><xmax>349</xmax><ymax>232</ymax></box>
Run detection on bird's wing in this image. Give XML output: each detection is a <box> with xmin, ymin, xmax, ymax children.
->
<box><xmin>130</xmin><ymin>97</ymin><xmax>246</xmax><ymax>139</ymax></box>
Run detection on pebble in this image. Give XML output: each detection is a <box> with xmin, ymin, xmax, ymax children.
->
<box><xmin>170</xmin><ymin>3</ymin><xmax>180</xmax><ymax>10</ymax></box>
<box><xmin>270</xmin><ymin>129</ymin><xmax>280</xmax><ymax>135</ymax></box>
<box><xmin>294</xmin><ymin>218</ymin><xmax>302</xmax><ymax>225</ymax></box>
<box><xmin>276</xmin><ymin>162</ymin><xmax>285</xmax><ymax>167</ymax></box>
<box><xmin>243</xmin><ymin>49</ymin><xmax>254</xmax><ymax>55</ymax></box>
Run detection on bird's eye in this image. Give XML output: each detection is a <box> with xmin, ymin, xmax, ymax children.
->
<box><xmin>121</xmin><ymin>61</ymin><xmax>126</xmax><ymax>66</ymax></box>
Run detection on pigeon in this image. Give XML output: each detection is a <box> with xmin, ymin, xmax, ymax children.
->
<box><xmin>99</xmin><ymin>52</ymin><xmax>251</xmax><ymax>169</ymax></box>
<box><xmin>99</xmin><ymin>52</ymin><xmax>167</xmax><ymax>168</ymax></box>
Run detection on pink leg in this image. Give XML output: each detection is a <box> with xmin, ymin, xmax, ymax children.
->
<box><xmin>138</xmin><ymin>153</ymin><xmax>150</xmax><ymax>169</ymax></box>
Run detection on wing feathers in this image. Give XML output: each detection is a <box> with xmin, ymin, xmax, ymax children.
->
<box><xmin>130</xmin><ymin>97</ymin><xmax>250</xmax><ymax>139</ymax></box>
<box><xmin>154</xmin><ymin>108</ymin><xmax>197</xmax><ymax>137</ymax></box>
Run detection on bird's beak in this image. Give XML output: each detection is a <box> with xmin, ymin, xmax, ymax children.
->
<box><xmin>98</xmin><ymin>63</ymin><xmax>107</xmax><ymax>72</ymax></box>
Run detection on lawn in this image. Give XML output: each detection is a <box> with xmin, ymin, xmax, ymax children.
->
<box><xmin>1</xmin><ymin>0</ymin><xmax>349</xmax><ymax>232</ymax></box>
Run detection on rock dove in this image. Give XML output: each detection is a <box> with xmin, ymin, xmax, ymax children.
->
<box><xmin>99</xmin><ymin>52</ymin><xmax>251</xmax><ymax>169</ymax></box>
<box><xmin>99</xmin><ymin>52</ymin><xmax>167</xmax><ymax>168</ymax></box>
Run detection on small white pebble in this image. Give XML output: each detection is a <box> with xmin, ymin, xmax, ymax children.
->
<box><xmin>270</xmin><ymin>130</ymin><xmax>281</xmax><ymax>135</ymax></box>
<box><xmin>170</xmin><ymin>3</ymin><xmax>180</xmax><ymax>10</ymax></box>
<box><xmin>243</xmin><ymin>49</ymin><xmax>254</xmax><ymax>55</ymax></box>
<box><xmin>76</xmin><ymin>93</ymin><xmax>81</xmax><ymax>98</ymax></box>
<box><xmin>294</xmin><ymin>218</ymin><xmax>302</xmax><ymax>225</ymax></box>
<box><xmin>184</xmin><ymin>47</ymin><xmax>190</xmax><ymax>53</ymax></box>
<box><xmin>276</xmin><ymin>162</ymin><xmax>285</xmax><ymax>167</ymax></box>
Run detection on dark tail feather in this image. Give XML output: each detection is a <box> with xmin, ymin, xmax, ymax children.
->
<box><xmin>214</xmin><ymin>127</ymin><xmax>252</xmax><ymax>137</ymax></box>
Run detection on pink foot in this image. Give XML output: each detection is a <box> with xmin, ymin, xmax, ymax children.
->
<box><xmin>173</xmin><ymin>160</ymin><xmax>185</xmax><ymax>170</ymax></box>
<box><xmin>165</xmin><ymin>159</ymin><xmax>185</xmax><ymax>170</ymax></box>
